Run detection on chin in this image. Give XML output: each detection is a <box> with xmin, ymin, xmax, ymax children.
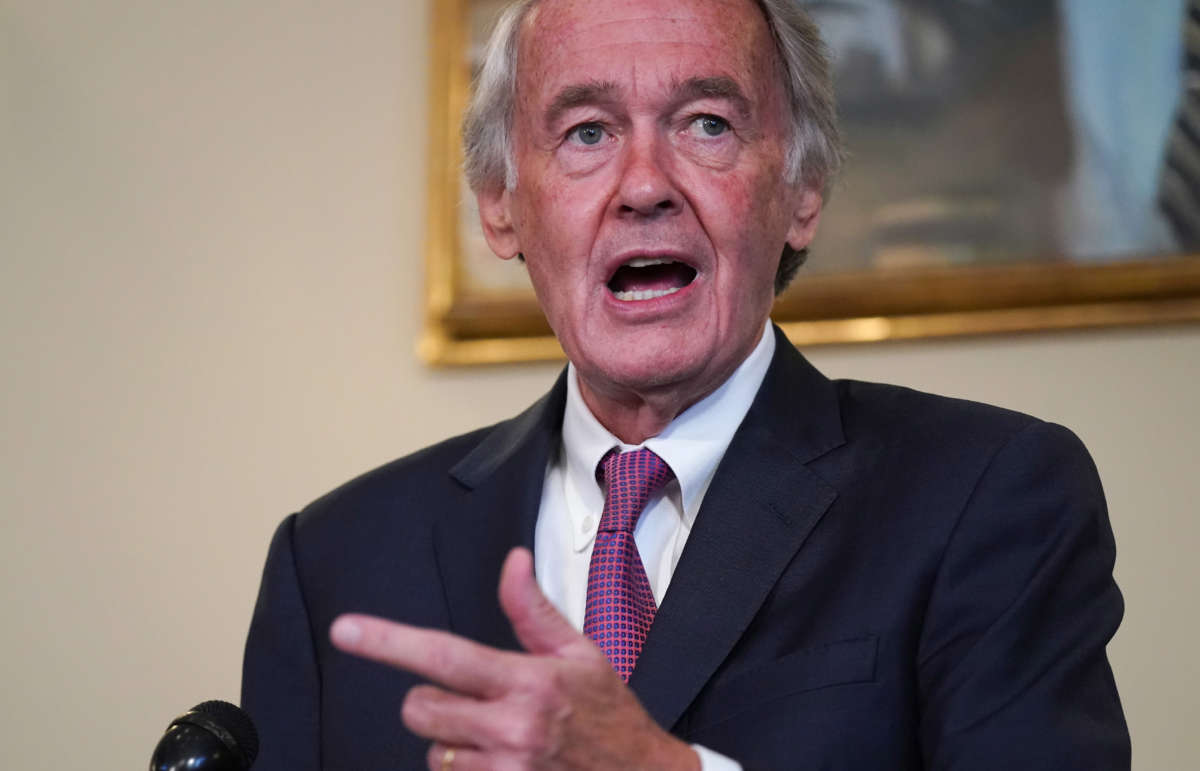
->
<box><xmin>580</xmin><ymin>342</ymin><xmax>711</xmax><ymax>394</ymax></box>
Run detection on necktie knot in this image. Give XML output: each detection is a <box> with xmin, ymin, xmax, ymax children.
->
<box><xmin>598</xmin><ymin>448</ymin><xmax>673</xmax><ymax>534</ymax></box>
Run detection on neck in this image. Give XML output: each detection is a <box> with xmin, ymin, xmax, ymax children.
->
<box><xmin>576</xmin><ymin>357</ymin><xmax>750</xmax><ymax>444</ymax></box>
<box><xmin>573</xmin><ymin>323</ymin><xmax>772</xmax><ymax>444</ymax></box>
<box><xmin>576</xmin><ymin>382</ymin><xmax>692</xmax><ymax>445</ymax></box>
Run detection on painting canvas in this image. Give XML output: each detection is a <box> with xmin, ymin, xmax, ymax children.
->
<box><xmin>422</xmin><ymin>0</ymin><xmax>1200</xmax><ymax>365</ymax></box>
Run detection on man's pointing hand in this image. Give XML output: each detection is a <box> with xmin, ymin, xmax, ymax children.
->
<box><xmin>330</xmin><ymin>547</ymin><xmax>700</xmax><ymax>771</ymax></box>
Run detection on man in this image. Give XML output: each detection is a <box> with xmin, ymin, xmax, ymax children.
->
<box><xmin>243</xmin><ymin>0</ymin><xmax>1130</xmax><ymax>768</ymax></box>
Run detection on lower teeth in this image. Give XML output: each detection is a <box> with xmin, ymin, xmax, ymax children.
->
<box><xmin>613</xmin><ymin>286</ymin><xmax>681</xmax><ymax>302</ymax></box>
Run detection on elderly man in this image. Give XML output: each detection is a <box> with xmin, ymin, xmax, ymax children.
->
<box><xmin>242</xmin><ymin>0</ymin><xmax>1130</xmax><ymax>768</ymax></box>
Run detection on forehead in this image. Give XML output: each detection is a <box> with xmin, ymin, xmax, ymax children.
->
<box><xmin>516</xmin><ymin>0</ymin><xmax>778</xmax><ymax>109</ymax></box>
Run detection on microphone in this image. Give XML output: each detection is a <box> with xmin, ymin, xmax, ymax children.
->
<box><xmin>149</xmin><ymin>700</ymin><xmax>259</xmax><ymax>770</ymax></box>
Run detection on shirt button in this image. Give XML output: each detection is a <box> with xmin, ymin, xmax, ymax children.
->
<box><xmin>582</xmin><ymin>516</ymin><xmax>595</xmax><ymax>533</ymax></box>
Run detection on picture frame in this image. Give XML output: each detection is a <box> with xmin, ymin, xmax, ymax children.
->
<box><xmin>421</xmin><ymin>0</ymin><xmax>1200</xmax><ymax>366</ymax></box>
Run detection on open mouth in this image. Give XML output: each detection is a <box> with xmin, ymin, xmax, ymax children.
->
<box><xmin>606</xmin><ymin>257</ymin><xmax>698</xmax><ymax>302</ymax></box>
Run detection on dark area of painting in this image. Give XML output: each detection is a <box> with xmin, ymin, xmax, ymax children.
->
<box><xmin>807</xmin><ymin>1</ymin><xmax>1069</xmax><ymax>271</ymax></box>
<box><xmin>803</xmin><ymin>0</ymin><xmax>1181</xmax><ymax>274</ymax></box>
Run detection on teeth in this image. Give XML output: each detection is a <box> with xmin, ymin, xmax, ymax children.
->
<box><xmin>625</xmin><ymin>257</ymin><xmax>671</xmax><ymax>268</ymax></box>
<box><xmin>612</xmin><ymin>286</ymin><xmax>682</xmax><ymax>301</ymax></box>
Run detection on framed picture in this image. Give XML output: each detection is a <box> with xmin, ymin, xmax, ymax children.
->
<box><xmin>421</xmin><ymin>0</ymin><xmax>1200</xmax><ymax>365</ymax></box>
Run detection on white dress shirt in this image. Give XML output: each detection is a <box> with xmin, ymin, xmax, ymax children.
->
<box><xmin>534</xmin><ymin>321</ymin><xmax>775</xmax><ymax>771</ymax></box>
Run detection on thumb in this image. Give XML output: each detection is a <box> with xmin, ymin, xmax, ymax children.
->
<box><xmin>498</xmin><ymin>547</ymin><xmax>591</xmax><ymax>657</ymax></box>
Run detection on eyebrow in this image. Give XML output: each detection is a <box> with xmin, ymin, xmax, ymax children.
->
<box><xmin>544</xmin><ymin>81</ymin><xmax>622</xmax><ymax>127</ymax></box>
<box><xmin>670</xmin><ymin>76</ymin><xmax>753</xmax><ymax>118</ymax></box>
<box><xmin>542</xmin><ymin>76</ymin><xmax>754</xmax><ymax>128</ymax></box>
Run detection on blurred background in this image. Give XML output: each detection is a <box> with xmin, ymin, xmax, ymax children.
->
<box><xmin>2</xmin><ymin>0</ymin><xmax>1197</xmax><ymax>768</ymax></box>
<box><xmin>804</xmin><ymin>0</ymin><xmax>1184</xmax><ymax>268</ymax></box>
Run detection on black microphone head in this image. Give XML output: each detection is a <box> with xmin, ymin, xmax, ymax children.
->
<box><xmin>149</xmin><ymin>700</ymin><xmax>259</xmax><ymax>771</ymax></box>
<box><xmin>191</xmin><ymin>701</ymin><xmax>259</xmax><ymax>764</ymax></box>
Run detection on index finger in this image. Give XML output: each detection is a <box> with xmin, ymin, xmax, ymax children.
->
<box><xmin>331</xmin><ymin>613</ymin><xmax>514</xmax><ymax>698</ymax></box>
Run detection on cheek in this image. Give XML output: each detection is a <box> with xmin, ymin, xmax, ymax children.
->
<box><xmin>740</xmin><ymin>174</ymin><xmax>794</xmax><ymax>263</ymax></box>
<box><xmin>518</xmin><ymin>178</ymin><xmax>609</xmax><ymax>267</ymax></box>
<box><xmin>514</xmin><ymin>186</ymin><xmax>595</xmax><ymax>302</ymax></box>
<box><xmin>694</xmin><ymin>174</ymin><xmax>777</xmax><ymax>263</ymax></box>
<box><xmin>694</xmin><ymin>173</ymin><xmax>789</xmax><ymax>316</ymax></box>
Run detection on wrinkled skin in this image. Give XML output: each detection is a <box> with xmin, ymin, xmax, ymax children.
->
<box><xmin>478</xmin><ymin>0</ymin><xmax>822</xmax><ymax>443</ymax></box>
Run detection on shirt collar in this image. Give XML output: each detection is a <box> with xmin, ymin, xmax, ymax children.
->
<box><xmin>560</xmin><ymin>321</ymin><xmax>776</xmax><ymax>547</ymax></box>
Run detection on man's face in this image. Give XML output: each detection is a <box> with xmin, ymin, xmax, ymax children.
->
<box><xmin>481</xmin><ymin>0</ymin><xmax>821</xmax><ymax>407</ymax></box>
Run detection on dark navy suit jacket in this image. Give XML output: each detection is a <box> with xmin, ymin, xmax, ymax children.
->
<box><xmin>242</xmin><ymin>328</ymin><xmax>1130</xmax><ymax>769</ymax></box>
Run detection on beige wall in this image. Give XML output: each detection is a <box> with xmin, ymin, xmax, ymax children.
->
<box><xmin>2</xmin><ymin>1</ymin><xmax>1197</xmax><ymax>767</ymax></box>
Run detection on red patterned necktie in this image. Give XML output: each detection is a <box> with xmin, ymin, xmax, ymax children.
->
<box><xmin>583</xmin><ymin>448</ymin><xmax>673</xmax><ymax>682</ymax></box>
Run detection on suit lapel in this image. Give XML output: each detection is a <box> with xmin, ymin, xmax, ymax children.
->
<box><xmin>631</xmin><ymin>329</ymin><xmax>845</xmax><ymax>729</ymax></box>
<box><xmin>432</xmin><ymin>371</ymin><xmax>567</xmax><ymax>652</ymax></box>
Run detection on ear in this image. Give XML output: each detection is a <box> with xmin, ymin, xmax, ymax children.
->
<box><xmin>785</xmin><ymin>186</ymin><xmax>823</xmax><ymax>252</ymax></box>
<box><xmin>476</xmin><ymin>185</ymin><xmax>521</xmax><ymax>261</ymax></box>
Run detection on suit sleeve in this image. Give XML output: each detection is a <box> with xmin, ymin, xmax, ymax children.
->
<box><xmin>917</xmin><ymin>421</ymin><xmax>1130</xmax><ymax>769</ymax></box>
<box><xmin>241</xmin><ymin>514</ymin><xmax>322</xmax><ymax>771</ymax></box>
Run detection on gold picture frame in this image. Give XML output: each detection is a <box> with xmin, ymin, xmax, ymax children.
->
<box><xmin>420</xmin><ymin>0</ymin><xmax>1200</xmax><ymax>366</ymax></box>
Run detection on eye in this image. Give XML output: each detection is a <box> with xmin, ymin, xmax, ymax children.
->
<box><xmin>690</xmin><ymin>115</ymin><xmax>729</xmax><ymax>137</ymax></box>
<box><xmin>568</xmin><ymin>122</ymin><xmax>607</xmax><ymax>146</ymax></box>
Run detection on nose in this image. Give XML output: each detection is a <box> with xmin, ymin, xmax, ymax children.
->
<box><xmin>613</xmin><ymin>132</ymin><xmax>682</xmax><ymax>218</ymax></box>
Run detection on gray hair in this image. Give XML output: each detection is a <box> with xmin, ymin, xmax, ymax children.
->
<box><xmin>462</xmin><ymin>0</ymin><xmax>841</xmax><ymax>293</ymax></box>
